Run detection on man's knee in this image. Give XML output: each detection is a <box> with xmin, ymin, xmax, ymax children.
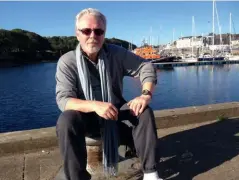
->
<box><xmin>139</xmin><ymin>106</ymin><xmax>156</xmax><ymax>127</ymax></box>
<box><xmin>56</xmin><ymin>110</ymin><xmax>83</xmax><ymax>133</ymax></box>
<box><xmin>141</xmin><ymin>106</ymin><xmax>154</xmax><ymax>119</ymax></box>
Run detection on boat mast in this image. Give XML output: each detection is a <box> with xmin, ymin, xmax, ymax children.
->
<box><xmin>192</xmin><ymin>16</ymin><xmax>195</xmax><ymax>57</ymax></box>
<box><xmin>158</xmin><ymin>26</ymin><xmax>161</xmax><ymax>53</ymax></box>
<box><xmin>215</xmin><ymin>2</ymin><xmax>221</xmax><ymax>45</ymax></box>
<box><xmin>230</xmin><ymin>12</ymin><xmax>232</xmax><ymax>53</ymax></box>
<box><xmin>173</xmin><ymin>28</ymin><xmax>175</xmax><ymax>43</ymax></box>
<box><xmin>150</xmin><ymin>26</ymin><xmax>153</xmax><ymax>46</ymax></box>
<box><xmin>212</xmin><ymin>0</ymin><xmax>215</xmax><ymax>57</ymax></box>
<box><xmin>215</xmin><ymin>2</ymin><xmax>223</xmax><ymax>52</ymax></box>
<box><xmin>157</xmin><ymin>36</ymin><xmax>159</xmax><ymax>53</ymax></box>
<box><xmin>201</xmin><ymin>33</ymin><xmax>204</xmax><ymax>55</ymax></box>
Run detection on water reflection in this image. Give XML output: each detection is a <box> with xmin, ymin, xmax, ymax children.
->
<box><xmin>145</xmin><ymin>64</ymin><xmax>239</xmax><ymax>110</ymax></box>
<box><xmin>0</xmin><ymin>63</ymin><xmax>239</xmax><ymax>132</ymax></box>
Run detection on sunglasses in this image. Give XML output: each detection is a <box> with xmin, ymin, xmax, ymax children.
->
<box><xmin>78</xmin><ymin>28</ymin><xmax>105</xmax><ymax>36</ymax></box>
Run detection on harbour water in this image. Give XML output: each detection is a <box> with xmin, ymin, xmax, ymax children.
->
<box><xmin>1</xmin><ymin>62</ymin><xmax>239</xmax><ymax>133</ymax></box>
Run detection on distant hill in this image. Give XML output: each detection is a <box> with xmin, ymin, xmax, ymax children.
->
<box><xmin>0</xmin><ymin>28</ymin><xmax>137</xmax><ymax>66</ymax></box>
<box><xmin>105</xmin><ymin>37</ymin><xmax>137</xmax><ymax>50</ymax></box>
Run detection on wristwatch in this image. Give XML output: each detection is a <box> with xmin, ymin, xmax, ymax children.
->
<box><xmin>142</xmin><ymin>89</ymin><xmax>152</xmax><ymax>97</ymax></box>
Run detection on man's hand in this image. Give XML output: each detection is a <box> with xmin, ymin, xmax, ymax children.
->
<box><xmin>93</xmin><ymin>101</ymin><xmax>118</xmax><ymax>120</ymax></box>
<box><xmin>127</xmin><ymin>95</ymin><xmax>152</xmax><ymax>116</ymax></box>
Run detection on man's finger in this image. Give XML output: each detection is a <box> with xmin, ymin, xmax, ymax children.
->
<box><xmin>110</xmin><ymin>105</ymin><xmax>118</xmax><ymax>116</ymax></box>
<box><xmin>132</xmin><ymin>102</ymin><xmax>138</xmax><ymax>116</ymax></box>
<box><xmin>135</xmin><ymin>103</ymin><xmax>141</xmax><ymax>116</ymax></box>
<box><xmin>129</xmin><ymin>101</ymin><xmax>133</xmax><ymax>110</ymax></box>
<box><xmin>106</xmin><ymin>112</ymin><xmax>115</xmax><ymax>120</ymax></box>
<box><xmin>127</xmin><ymin>100</ymin><xmax>132</xmax><ymax>106</ymax></box>
<box><xmin>102</xmin><ymin>114</ymin><xmax>109</xmax><ymax>120</ymax></box>
<box><xmin>130</xmin><ymin>102</ymin><xmax>135</xmax><ymax>112</ymax></box>
<box><xmin>139</xmin><ymin>103</ymin><xmax>146</xmax><ymax>115</ymax></box>
<box><xmin>108</xmin><ymin>109</ymin><xmax>118</xmax><ymax>120</ymax></box>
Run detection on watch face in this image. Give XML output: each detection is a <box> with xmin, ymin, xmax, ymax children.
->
<box><xmin>142</xmin><ymin>90</ymin><xmax>149</xmax><ymax>95</ymax></box>
<box><xmin>142</xmin><ymin>90</ymin><xmax>152</xmax><ymax>97</ymax></box>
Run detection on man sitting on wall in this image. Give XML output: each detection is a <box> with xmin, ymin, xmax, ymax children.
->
<box><xmin>55</xmin><ymin>8</ymin><xmax>162</xmax><ymax>180</ymax></box>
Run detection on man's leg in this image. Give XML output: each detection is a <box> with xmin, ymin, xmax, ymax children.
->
<box><xmin>133</xmin><ymin>106</ymin><xmax>158</xmax><ymax>173</ymax></box>
<box><xmin>118</xmin><ymin>104</ymin><xmax>159</xmax><ymax>175</ymax></box>
<box><xmin>56</xmin><ymin>110</ymin><xmax>100</xmax><ymax>180</ymax></box>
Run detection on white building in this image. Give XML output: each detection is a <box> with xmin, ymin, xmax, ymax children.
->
<box><xmin>164</xmin><ymin>43</ymin><xmax>173</xmax><ymax>49</ymax></box>
<box><xmin>231</xmin><ymin>40</ymin><xmax>239</xmax><ymax>47</ymax></box>
<box><xmin>176</xmin><ymin>36</ymin><xmax>203</xmax><ymax>49</ymax></box>
<box><xmin>191</xmin><ymin>37</ymin><xmax>203</xmax><ymax>47</ymax></box>
<box><xmin>176</xmin><ymin>38</ymin><xmax>191</xmax><ymax>48</ymax></box>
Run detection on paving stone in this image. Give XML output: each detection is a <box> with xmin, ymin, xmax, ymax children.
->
<box><xmin>39</xmin><ymin>148</ymin><xmax>62</xmax><ymax>180</ymax></box>
<box><xmin>194</xmin><ymin>155</ymin><xmax>239</xmax><ymax>180</ymax></box>
<box><xmin>25</xmin><ymin>151</ymin><xmax>40</xmax><ymax>180</ymax></box>
<box><xmin>0</xmin><ymin>154</ymin><xmax>23</xmax><ymax>180</ymax></box>
<box><xmin>1</xmin><ymin>119</ymin><xmax>239</xmax><ymax>180</ymax></box>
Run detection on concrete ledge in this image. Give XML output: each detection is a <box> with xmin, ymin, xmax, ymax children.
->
<box><xmin>0</xmin><ymin>127</ymin><xmax>58</xmax><ymax>156</ymax></box>
<box><xmin>1</xmin><ymin>101</ymin><xmax>239</xmax><ymax>156</ymax></box>
<box><xmin>155</xmin><ymin>101</ymin><xmax>239</xmax><ymax>129</ymax></box>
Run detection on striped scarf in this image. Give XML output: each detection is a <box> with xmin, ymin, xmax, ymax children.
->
<box><xmin>75</xmin><ymin>43</ymin><xmax>119</xmax><ymax>176</ymax></box>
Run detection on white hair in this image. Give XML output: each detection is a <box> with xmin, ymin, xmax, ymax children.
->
<box><xmin>75</xmin><ymin>8</ymin><xmax>107</xmax><ymax>30</ymax></box>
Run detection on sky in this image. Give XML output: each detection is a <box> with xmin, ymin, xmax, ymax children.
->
<box><xmin>0</xmin><ymin>1</ymin><xmax>239</xmax><ymax>46</ymax></box>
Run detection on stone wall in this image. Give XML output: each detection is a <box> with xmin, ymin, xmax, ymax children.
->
<box><xmin>1</xmin><ymin>102</ymin><xmax>239</xmax><ymax>156</ymax></box>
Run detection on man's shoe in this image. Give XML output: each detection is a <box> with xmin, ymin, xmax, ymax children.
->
<box><xmin>143</xmin><ymin>171</ymin><xmax>163</xmax><ymax>180</ymax></box>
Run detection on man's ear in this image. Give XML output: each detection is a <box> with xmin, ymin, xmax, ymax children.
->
<box><xmin>75</xmin><ymin>27</ymin><xmax>79</xmax><ymax>36</ymax></box>
<box><xmin>76</xmin><ymin>31</ymin><xmax>80</xmax><ymax>41</ymax></box>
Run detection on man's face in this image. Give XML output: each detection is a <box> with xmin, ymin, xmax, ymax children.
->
<box><xmin>76</xmin><ymin>14</ymin><xmax>105</xmax><ymax>56</ymax></box>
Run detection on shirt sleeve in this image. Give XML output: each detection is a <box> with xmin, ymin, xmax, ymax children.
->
<box><xmin>55</xmin><ymin>55</ymin><xmax>78</xmax><ymax>112</ymax></box>
<box><xmin>118</xmin><ymin>46</ymin><xmax>157</xmax><ymax>85</ymax></box>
